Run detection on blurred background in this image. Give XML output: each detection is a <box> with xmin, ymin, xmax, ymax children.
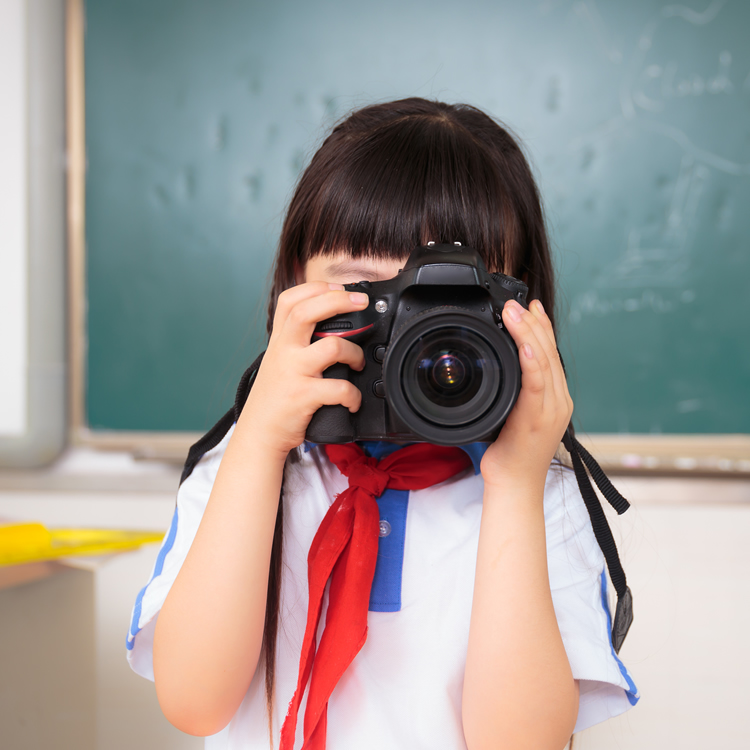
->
<box><xmin>0</xmin><ymin>0</ymin><xmax>748</xmax><ymax>748</ymax></box>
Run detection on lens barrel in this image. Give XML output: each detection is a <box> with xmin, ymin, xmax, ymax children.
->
<box><xmin>383</xmin><ymin>309</ymin><xmax>520</xmax><ymax>445</ymax></box>
<box><xmin>405</xmin><ymin>327</ymin><xmax>501</xmax><ymax>426</ymax></box>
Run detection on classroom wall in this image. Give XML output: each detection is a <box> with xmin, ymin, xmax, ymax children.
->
<box><xmin>1</xmin><ymin>2</ymin><xmax>748</xmax><ymax>749</ymax></box>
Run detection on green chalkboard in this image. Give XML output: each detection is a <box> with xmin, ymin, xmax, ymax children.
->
<box><xmin>85</xmin><ymin>0</ymin><xmax>750</xmax><ymax>434</ymax></box>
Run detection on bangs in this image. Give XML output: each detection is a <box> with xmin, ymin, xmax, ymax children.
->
<box><xmin>271</xmin><ymin>98</ymin><xmax>555</xmax><ymax>340</ymax></box>
<box><xmin>298</xmin><ymin>115</ymin><xmax>516</xmax><ymax>273</ymax></box>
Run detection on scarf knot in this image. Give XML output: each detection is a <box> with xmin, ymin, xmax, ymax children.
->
<box><xmin>342</xmin><ymin>455</ymin><xmax>390</xmax><ymax>498</ymax></box>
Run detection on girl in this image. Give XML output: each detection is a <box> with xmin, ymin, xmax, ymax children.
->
<box><xmin>127</xmin><ymin>98</ymin><xmax>638</xmax><ymax>750</ymax></box>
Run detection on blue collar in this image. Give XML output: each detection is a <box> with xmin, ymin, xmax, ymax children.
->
<box><xmin>304</xmin><ymin>440</ymin><xmax>489</xmax><ymax>475</ymax></box>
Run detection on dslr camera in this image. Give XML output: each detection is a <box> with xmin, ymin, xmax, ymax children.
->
<box><xmin>305</xmin><ymin>243</ymin><xmax>528</xmax><ymax>446</ymax></box>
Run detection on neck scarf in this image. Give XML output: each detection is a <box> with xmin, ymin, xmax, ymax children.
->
<box><xmin>279</xmin><ymin>442</ymin><xmax>472</xmax><ymax>750</ymax></box>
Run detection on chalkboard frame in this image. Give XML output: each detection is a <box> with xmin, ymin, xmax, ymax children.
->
<box><xmin>65</xmin><ymin>0</ymin><xmax>750</xmax><ymax>475</ymax></box>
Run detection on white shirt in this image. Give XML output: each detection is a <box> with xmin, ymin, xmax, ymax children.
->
<box><xmin>127</xmin><ymin>426</ymin><xmax>638</xmax><ymax>748</ymax></box>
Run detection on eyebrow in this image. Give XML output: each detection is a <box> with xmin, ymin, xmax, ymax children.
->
<box><xmin>323</xmin><ymin>260</ymin><xmax>386</xmax><ymax>281</ymax></box>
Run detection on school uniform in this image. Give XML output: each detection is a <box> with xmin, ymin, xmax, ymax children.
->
<box><xmin>127</xmin><ymin>426</ymin><xmax>638</xmax><ymax>749</ymax></box>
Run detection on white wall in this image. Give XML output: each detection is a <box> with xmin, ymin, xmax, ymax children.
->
<box><xmin>0</xmin><ymin>0</ymin><xmax>67</xmax><ymax>467</ymax></box>
<box><xmin>578</xmin><ymin>477</ymin><xmax>750</xmax><ymax>749</ymax></box>
<box><xmin>0</xmin><ymin>0</ymin><xmax>28</xmax><ymax>437</ymax></box>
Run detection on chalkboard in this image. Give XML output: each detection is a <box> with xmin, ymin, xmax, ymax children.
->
<box><xmin>84</xmin><ymin>0</ymin><xmax>750</xmax><ymax>434</ymax></box>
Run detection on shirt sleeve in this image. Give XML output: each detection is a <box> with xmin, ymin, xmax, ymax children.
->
<box><xmin>125</xmin><ymin>426</ymin><xmax>234</xmax><ymax>681</ymax></box>
<box><xmin>543</xmin><ymin>462</ymin><xmax>640</xmax><ymax>733</ymax></box>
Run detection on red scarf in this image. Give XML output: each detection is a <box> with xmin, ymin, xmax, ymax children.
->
<box><xmin>279</xmin><ymin>442</ymin><xmax>473</xmax><ymax>750</ymax></box>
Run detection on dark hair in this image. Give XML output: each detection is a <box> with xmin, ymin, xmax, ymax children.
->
<box><xmin>261</xmin><ymin>97</ymin><xmax>559</xmax><ymax>732</ymax></box>
<box><xmin>267</xmin><ymin>97</ymin><xmax>557</xmax><ymax>335</ymax></box>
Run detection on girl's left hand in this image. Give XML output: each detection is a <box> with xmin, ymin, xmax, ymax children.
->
<box><xmin>479</xmin><ymin>298</ymin><xmax>573</xmax><ymax>491</ymax></box>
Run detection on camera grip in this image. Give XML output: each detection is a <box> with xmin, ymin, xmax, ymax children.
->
<box><xmin>305</xmin><ymin>363</ymin><xmax>355</xmax><ymax>443</ymax></box>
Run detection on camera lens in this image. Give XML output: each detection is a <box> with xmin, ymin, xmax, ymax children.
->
<box><xmin>402</xmin><ymin>327</ymin><xmax>502</xmax><ymax>426</ymax></box>
<box><xmin>383</xmin><ymin>308</ymin><xmax>521</xmax><ymax>444</ymax></box>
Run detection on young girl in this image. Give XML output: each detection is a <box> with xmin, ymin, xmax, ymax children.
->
<box><xmin>127</xmin><ymin>98</ymin><xmax>638</xmax><ymax>750</ymax></box>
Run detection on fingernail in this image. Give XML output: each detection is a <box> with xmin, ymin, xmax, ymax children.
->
<box><xmin>523</xmin><ymin>343</ymin><xmax>534</xmax><ymax>359</ymax></box>
<box><xmin>350</xmin><ymin>292</ymin><xmax>369</xmax><ymax>305</ymax></box>
<box><xmin>328</xmin><ymin>283</ymin><xmax>345</xmax><ymax>290</ymax></box>
<box><xmin>505</xmin><ymin>301</ymin><xmax>522</xmax><ymax>323</ymax></box>
<box><xmin>535</xmin><ymin>300</ymin><xmax>545</xmax><ymax>315</ymax></box>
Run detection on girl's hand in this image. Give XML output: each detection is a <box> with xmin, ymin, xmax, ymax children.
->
<box><xmin>238</xmin><ymin>281</ymin><xmax>370</xmax><ymax>459</ymax></box>
<box><xmin>480</xmin><ymin>298</ymin><xmax>573</xmax><ymax>491</ymax></box>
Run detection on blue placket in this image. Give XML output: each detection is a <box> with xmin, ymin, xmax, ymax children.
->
<box><xmin>305</xmin><ymin>440</ymin><xmax>488</xmax><ymax>612</ymax></box>
<box><xmin>359</xmin><ymin>440</ymin><xmax>488</xmax><ymax>612</ymax></box>
<box><xmin>359</xmin><ymin>441</ymin><xmax>410</xmax><ymax>612</ymax></box>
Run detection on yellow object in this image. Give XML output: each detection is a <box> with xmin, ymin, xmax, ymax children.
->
<box><xmin>0</xmin><ymin>522</ymin><xmax>165</xmax><ymax>566</ymax></box>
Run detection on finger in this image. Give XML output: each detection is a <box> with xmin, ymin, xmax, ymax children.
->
<box><xmin>506</xmin><ymin>300</ymin><xmax>565</xmax><ymax>400</ymax></box>
<box><xmin>526</xmin><ymin>300</ymin><xmax>573</xmax><ymax>413</ymax></box>
<box><xmin>503</xmin><ymin>300</ymin><xmax>555</xmax><ymax>403</ymax></box>
<box><xmin>519</xmin><ymin>301</ymin><xmax>574</xmax><ymax>423</ymax></box>
<box><xmin>527</xmin><ymin>300</ymin><xmax>564</xmax><ymax>373</ymax></box>
<box><xmin>312</xmin><ymin>377</ymin><xmax>363</xmax><ymax>413</ymax></box>
<box><xmin>273</xmin><ymin>281</ymin><xmax>343</xmax><ymax>331</ymax></box>
<box><xmin>280</xmin><ymin>289</ymin><xmax>370</xmax><ymax>346</ymax></box>
<box><xmin>527</xmin><ymin>299</ymin><xmax>557</xmax><ymax>351</ymax></box>
<box><xmin>304</xmin><ymin>336</ymin><xmax>366</xmax><ymax>375</ymax></box>
<box><xmin>515</xmin><ymin>340</ymin><xmax>547</xmax><ymax>414</ymax></box>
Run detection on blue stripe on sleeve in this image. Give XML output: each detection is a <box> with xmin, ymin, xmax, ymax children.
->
<box><xmin>126</xmin><ymin>507</ymin><xmax>180</xmax><ymax>650</ymax></box>
<box><xmin>599</xmin><ymin>570</ymin><xmax>640</xmax><ymax>705</ymax></box>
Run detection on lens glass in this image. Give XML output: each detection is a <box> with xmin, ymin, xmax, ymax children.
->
<box><xmin>417</xmin><ymin>349</ymin><xmax>477</xmax><ymax>407</ymax></box>
<box><xmin>402</xmin><ymin>327</ymin><xmax>503</xmax><ymax>426</ymax></box>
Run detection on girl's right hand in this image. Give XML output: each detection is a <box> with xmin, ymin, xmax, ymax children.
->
<box><xmin>238</xmin><ymin>281</ymin><xmax>370</xmax><ymax>458</ymax></box>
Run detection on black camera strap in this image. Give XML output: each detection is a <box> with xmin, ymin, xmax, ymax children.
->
<box><xmin>180</xmin><ymin>351</ymin><xmax>265</xmax><ymax>485</ymax></box>
<box><xmin>562</xmin><ymin>429</ymin><xmax>633</xmax><ymax>653</ymax></box>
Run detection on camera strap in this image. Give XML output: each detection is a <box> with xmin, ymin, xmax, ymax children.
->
<box><xmin>179</xmin><ymin>350</ymin><xmax>265</xmax><ymax>485</ymax></box>
<box><xmin>562</xmin><ymin>429</ymin><xmax>633</xmax><ymax>653</ymax></box>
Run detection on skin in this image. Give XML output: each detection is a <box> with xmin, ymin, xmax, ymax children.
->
<box><xmin>153</xmin><ymin>252</ymin><xmax>579</xmax><ymax>748</ymax></box>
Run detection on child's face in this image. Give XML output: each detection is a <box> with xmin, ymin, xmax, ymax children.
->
<box><xmin>302</xmin><ymin>252</ymin><xmax>406</xmax><ymax>286</ymax></box>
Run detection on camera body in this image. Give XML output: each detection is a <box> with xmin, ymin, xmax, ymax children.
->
<box><xmin>305</xmin><ymin>243</ymin><xmax>528</xmax><ymax>446</ymax></box>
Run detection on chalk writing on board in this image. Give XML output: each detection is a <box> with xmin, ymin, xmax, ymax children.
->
<box><xmin>621</xmin><ymin>0</ymin><xmax>750</xmax><ymax>174</ymax></box>
<box><xmin>570</xmin><ymin>0</ymin><xmax>749</xmax><ymax>167</ymax></box>
<box><xmin>633</xmin><ymin>50</ymin><xmax>734</xmax><ymax>112</ymax></box>
<box><xmin>568</xmin><ymin>288</ymin><xmax>688</xmax><ymax>324</ymax></box>
<box><xmin>567</xmin><ymin>0</ymin><xmax>749</xmax><ymax>324</ymax></box>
